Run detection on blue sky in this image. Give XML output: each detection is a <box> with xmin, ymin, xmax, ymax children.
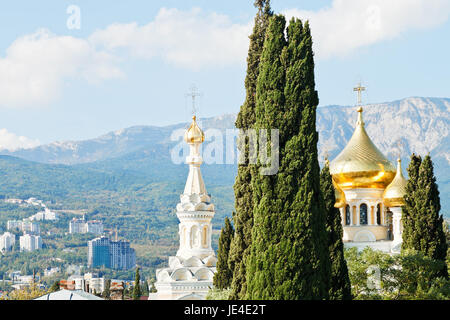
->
<box><xmin>0</xmin><ymin>0</ymin><xmax>449</xmax><ymax>149</ymax></box>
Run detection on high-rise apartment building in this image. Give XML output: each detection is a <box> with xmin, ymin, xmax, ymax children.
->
<box><xmin>0</xmin><ymin>232</ymin><xmax>16</xmax><ymax>252</ymax></box>
<box><xmin>19</xmin><ymin>234</ymin><xmax>42</xmax><ymax>252</ymax></box>
<box><xmin>88</xmin><ymin>236</ymin><xmax>135</xmax><ymax>270</ymax></box>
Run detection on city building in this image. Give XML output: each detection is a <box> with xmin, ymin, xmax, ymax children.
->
<box><xmin>88</xmin><ymin>236</ymin><xmax>135</xmax><ymax>270</ymax></box>
<box><xmin>44</xmin><ymin>267</ymin><xmax>60</xmax><ymax>277</ymax></box>
<box><xmin>329</xmin><ymin>100</ymin><xmax>408</xmax><ymax>253</ymax></box>
<box><xmin>70</xmin><ymin>217</ymin><xmax>103</xmax><ymax>235</ymax></box>
<box><xmin>0</xmin><ymin>232</ymin><xmax>16</xmax><ymax>252</ymax></box>
<box><xmin>110</xmin><ymin>240</ymin><xmax>136</xmax><ymax>270</ymax></box>
<box><xmin>85</xmin><ymin>220</ymin><xmax>103</xmax><ymax>235</ymax></box>
<box><xmin>88</xmin><ymin>236</ymin><xmax>110</xmax><ymax>268</ymax></box>
<box><xmin>21</xmin><ymin>220</ymin><xmax>40</xmax><ymax>234</ymax></box>
<box><xmin>69</xmin><ymin>218</ymin><xmax>85</xmax><ymax>234</ymax></box>
<box><xmin>29</xmin><ymin>207</ymin><xmax>58</xmax><ymax>221</ymax></box>
<box><xmin>7</xmin><ymin>220</ymin><xmax>40</xmax><ymax>234</ymax></box>
<box><xmin>5</xmin><ymin>198</ymin><xmax>23</xmax><ymax>204</ymax></box>
<box><xmin>19</xmin><ymin>234</ymin><xmax>42</xmax><ymax>252</ymax></box>
<box><xmin>149</xmin><ymin>116</ymin><xmax>217</xmax><ymax>300</ymax></box>
<box><xmin>6</xmin><ymin>220</ymin><xmax>22</xmax><ymax>230</ymax></box>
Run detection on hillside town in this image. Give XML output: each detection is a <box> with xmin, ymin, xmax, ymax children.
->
<box><xmin>0</xmin><ymin>197</ymin><xmax>139</xmax><ymax>299</ymax></box>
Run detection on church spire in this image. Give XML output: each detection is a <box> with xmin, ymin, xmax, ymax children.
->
<box><xmin>176</xmin><ymin>113</ymin><xmax>215</xmax><ymax>260</ymax></box>
<box><xmin>182</xmin><ymin>115</ymin><xmax>207</xmax><ymax>196</ymax></box>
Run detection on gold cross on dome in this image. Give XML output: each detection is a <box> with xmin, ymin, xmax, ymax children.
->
<box><xmin>353</xmin><ymin>82</ymin><xmax>366</xmax><ymax>106</ymax></box>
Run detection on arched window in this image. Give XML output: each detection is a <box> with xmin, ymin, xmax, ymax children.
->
<box><xmin>202</xmin><ymin>226</ymin><xmax>208</xmax><ymax>248</ymax></box>
<box><xmin>191</xmin><ymin>226</ymin><xmax>199</xmax><ymax>248</ymax></box>
<box><xmin>376</xmin><ymin>203</ymin><xmax>381</xmax><ymax>225</ymax></box>
<box><xmin>345</xmin><ymin>205</ymin><xmax>351</xmax><ymax>225</ymax></box>
<box><xmin>360</xmin><ymin>203</ymin><xmax>368</xmax><ymax>225</ymax></box>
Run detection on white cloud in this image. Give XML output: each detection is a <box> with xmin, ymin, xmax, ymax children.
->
<box><xmin>284</xmin><ymin>0</ymin><xmax>450</xmax><ymax>59</ymax></box>
<box><xmin>0</xmin><ymin>128</ymin><xmax>40</xmax><ymax>151</ymax></box>
<box><xmin>2</xmin><ymin>3</ymin><xmax>448</xmax><ymax>108</ymax></box>
<box><xmin>89</xmin><ymin>7</ymin><xmax>252</xmax><ymax>70</ymax></box>
<box><xmin>0</xmin><ymin>29</ymin><xmax>123</xmax><ymax>108</ymax></box>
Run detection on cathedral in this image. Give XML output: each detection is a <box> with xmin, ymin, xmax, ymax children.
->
<box><xmin>149</xmin><ymin>86</ymin><xmax>409</xmax><ymax>300</ymax></box>
<box><xmin>148</xmin><ymin>116</ymin><xmax>217</xmax><ymax>300</ymax></box>
<box><xmin>329</xmin><ymin>102</ymin><xmax>408</xmax><ymax>253</ymax></box>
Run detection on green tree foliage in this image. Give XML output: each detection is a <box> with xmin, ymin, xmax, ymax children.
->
<box><xmin>213</xmin><ymin>217</ymin><xmax>234</xmax><ymax>289</ymax></box>
<box><xmin>2</xmin><ymin>283</ymin><xmax>48</xmax><ymax>300</ymax></box>
<box><xmin>320</xmin><ymin>162</ymin><xmax>352</xmax><ymax>300</ymax></box>
<box><xmin>48</xmin><ymin>281</ymin><xmax>60</xmax><ymax>293</ymax></box>
<box><xmin>229</xmin><ymin>0</ymin><xmax>273</xmax><ymax>300</ymax></box>
<box><xmin>402</xmin><ymin>154</ymin><xmax>448</xmax><ymax>277</ymax></box>
<box><xmin>245</xmin><ymin>15</ymin><xmax>331</xmax><ymax>299</ymax></box>
<box><xmin>206</xmin><ymin>287</ymin><xmax>232</xmax><ymax>300</ymax></box>
<box><xmin>141</xmin><ymin>279</ymin><xmax>149</xmax><ymax>296</ymax></box>
<box><xmin>149</xmin><ymin>279</ymin><xmax>157</xmax><ymax>293</ymax></box>
<box><xmin>102</xmin><ymin>279</ymin><xmax>111</xmax><ymax>299</ymax></box>
<box><xmin>132</xmin><ymin>267</ymin><xmax>141</xmax><ymax>300</ymax></box>
<box><xmin>344</xmin><ymin>247</ymin><xmax>450</xmax><ymax>300</ymax></box>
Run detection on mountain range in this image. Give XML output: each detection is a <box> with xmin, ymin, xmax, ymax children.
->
<box><xmin>0</xmin><ymin>96</ymin><xmax>448</xmax><ymax>218</ymax></box>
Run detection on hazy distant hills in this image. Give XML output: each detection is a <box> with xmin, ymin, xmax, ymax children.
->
<box><xmin>0</xmin><ymin>96</ymin><xmax>448</xmax><ymax>217</ymax></box>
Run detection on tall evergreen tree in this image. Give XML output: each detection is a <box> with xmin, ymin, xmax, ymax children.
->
<box><xmin>402</xmin><ymin>153</ymin><xmax>422</xmax><ymax>250</ymax></box>
<box><xmin>402</xmin><ymin>153</ymin><xmax>422</xmax><ymax>252</ymax></box>
<box><xmin>229</xmin><ymin>0</ymin><xmax>273</xmax><ymax>300</ymax></box>
<box><xmin>245</xmin><ymin>16</ymin><xmax>331</xmax><ymax>299</ymax></box>
<box><xmin>213</xmin><ymin>217</ymin><xmax>235</xmax><ymax>289</ymax></box>
<box><xmin>320</xmin><ymin>162</ymin><xmax>352</xmax><ymax>300</ymax></box>
<box><xmin>132</xmin><ymin>267</ymin><xmax>141</xmax><ymax>300</ymax></box>
<box><xmin>102</xmin><ymin>279</ymin><xmax>111</xmax><ymax>299</ymax></box>
<box><xmin>402</xmin><ymin>154</ymin><xmax>448</xmax><ymax>277</ymax></box>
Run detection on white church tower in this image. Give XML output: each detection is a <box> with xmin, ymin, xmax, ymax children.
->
<box><xmin>149</xmin><ymin>116</ymin><xmax>217</xmax><ymax>300</ymax></box>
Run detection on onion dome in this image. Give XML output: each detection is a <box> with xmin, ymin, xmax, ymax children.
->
<box><xmin>330</xmin><ymin>107</ymin><xmax>396</xmax><ymax>189</ymax></box>
<box><xmin>383</xmin><ymin>158</ymin><xmax>408</xmax><ymax>207</ymax></box>
<box><xmin>184</xmin><ymin>115</ymin><xmax>205</xmax><ymax>144</ymax></box>
<box><xmin>333</xmin><ymin>179</ymin><xmax>346</xmax><ymax>208</ymax></box>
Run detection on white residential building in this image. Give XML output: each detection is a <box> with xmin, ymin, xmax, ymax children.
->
<box><xmin>7</xmin><ymin>220</ymin><xmax>22</xmax><ymax>230</ymax></box>
<box><xmin>44</xmin><ymin>267</ymin><xmax>60</xmax><ymax>277</ymax></box>
<box><xmin>19</xmin><ymin>234</ymin><xmax>42</xmax><ymax>252</ymax></box>
<box><xmin>5</xmin><ymin>198</ymin><xmax>23</xmax><ymax>204</ymax></box>
<box><xmin>21</xmin><ymin>220</ymin><xmax>40</xmax><ymax>234</ymax></box>
<box><xmin>84</xmin><ymin>220</ymin><xmax>103</xmax><ymax>235</ymax></box>
<box><xmin>0</xmin><ymin>232</ymin><xmax>16</xmax><ymax>252</ymax></box>
<box><xmin>29</xmin><ymin>208</ymin><xmax>58</xmax><ymax>221</ymax></box>
<box><xmin>70</xmin><ymin>217</ymin><xmax>103</xmax><ymax>235</ymax></box>
<box><xmin>7</xmin><ymin>220</ymin><xmax>40</xmax><ymax>234</ymax></box>
<box><xmin>69</xmin><ymin>218</ymin><xmax>85</xmax><ymax>233</ymax></box>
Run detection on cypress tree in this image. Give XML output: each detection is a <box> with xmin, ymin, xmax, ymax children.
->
<box><xmin>402</xmin><ymin>153</ymin><xmax>421</xmax><ymax>252</ymax></box>
<box><xmin>229</xmin><ymin>0</ymin><xmax>273</xmax><ymax>300</ymax></box>
<box><xmin>102</xmin><ymin>279</ymin><xmax>111</xmax><ymax>299</ymax></box>
<box><xmin>245</xmin><ymin>16</ymin><xmax>331</xmax><ymax>299</ymax></box>
<box><xmin>320</xmin><ymin>162</ymin><xmax>352</xmax><ymax>300</ymax></box>
<box><xmin>213</xmin><ymin>217</ymin><xmax>235</xmax><ymax>289</ymax></box>
<box><xmin>132</xmin><ymin>267</ymin><xmax>141</xmax><ymax>300</ymax></box>
<box><xmin>403</xmin><ymin>154</ymin><xmax>447</xmax><ymax>277</ymax></box>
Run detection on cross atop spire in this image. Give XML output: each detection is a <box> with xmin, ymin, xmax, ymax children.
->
<box><xmin>353</xmin><ymin>82</ymin><xmax>366</xmax><ymax>106</ymax></box>
<box><xmin>185</xmin><ymin>84</ymin><xmax>202</xmax><ymax>117</ymax></box>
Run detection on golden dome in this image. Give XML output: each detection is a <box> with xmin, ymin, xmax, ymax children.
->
<box><xmin>332</xmin><ymin>178</ymin><xmax>346</xmax><ymax>208</ymax></box>
<box><xmin>383</xmin><ymin>159</ymin><xmax>408</xmax><ymax>207</ymax></box>
<box><xmin>330</xmin><ymin>107</ymin><xmax>396</xmax><ymax>189</ymax></box>
<box><xmin>184</xmin><ymin>115</ymin><xmax>205</xmax><ymax>144</ymax></box>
